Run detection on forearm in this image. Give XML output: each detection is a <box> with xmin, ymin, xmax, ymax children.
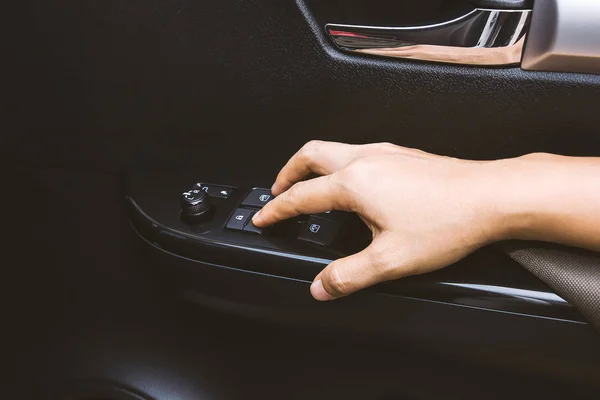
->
<box><xmin>487</xmin><ymin>153</ymin><xmax>600</xmax><ymax>251</ymax></box>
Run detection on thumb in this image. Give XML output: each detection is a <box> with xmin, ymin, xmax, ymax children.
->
<box><xmin>310</xmin><ymin>243</ymin><xmax>388</xmax><ymax>301</ymax></box>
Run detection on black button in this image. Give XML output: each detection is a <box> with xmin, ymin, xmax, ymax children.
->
<box><xmin>297</xmin><ymin>217</ymin><xmax>340</xmax><ymax>246</ymax></box>
<box><xmin>241</xmin><ymin>188</ymin><xmax>273</xmax><ymax>208</ymax></box>
<box><xmin>243</xmin><ymin>220</ymin><xmax>269</xmax><ymax>235</ymax></box>
<box><xmin>194</xmin><ymin>183</ymin><xmax>235</xmax><ymax>199</ymax></box>
<box><xmin>226</xmin><ymin>208</ymin><xmax>254</xmax><ymax>231</ymax></box>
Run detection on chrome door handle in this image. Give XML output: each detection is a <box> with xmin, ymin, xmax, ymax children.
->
<box><xmin>326</xmin><ymin>7</ymin><xmax>531</xmax><ymax>66</ymax></box>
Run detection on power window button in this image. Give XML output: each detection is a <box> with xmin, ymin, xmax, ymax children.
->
<box><xmin>243</xmin><ymin>220</ymin><xmax>269</xmax><ymax>235</ymax></box>
<box><xmin>241</xmin><ymin>189</ymin><xmax>273</xmax><ymax>208</ymax></box>
<box><xmin>297</xmin><ymin>217</ymin><xmax>340</xmax><ymax>246</ymax></box>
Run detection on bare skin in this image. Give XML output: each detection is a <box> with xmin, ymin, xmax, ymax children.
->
<box><xmin>252</xmin><ymin>141</ymin><xmax>600</xmax><ymax>301</ymax></box>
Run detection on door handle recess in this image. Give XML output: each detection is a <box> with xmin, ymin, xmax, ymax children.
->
<box><xmin>326</xmin><ymin>7</ymin><xmax>531</xmax><ymax>66</ymax></box>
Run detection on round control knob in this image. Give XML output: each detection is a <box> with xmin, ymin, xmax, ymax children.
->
<box><xmin>181</xmin><ymin>188</ymin><xmax>212</xmax><ymax>223</ymax></box>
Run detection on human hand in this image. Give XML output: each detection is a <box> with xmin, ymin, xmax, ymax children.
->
<box><xmin>252</xmin><ymin>141</ymin><xmax>510</xmax><ymax>301</ymax></box>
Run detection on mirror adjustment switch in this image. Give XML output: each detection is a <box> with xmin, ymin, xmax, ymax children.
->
<box><xmin>226</xmin><ymin>208</ymin><xmax>254</xmax><ymax>231</ymax></box>
<box><xmin>182</xmin><ymin>188</ymin><xmax>206</xmax><ymax>205</ymax></box>
<box><xmin>241</xmin><ymin>189</ymin><xmax>273</xmax><ymax>208</ymax></box>
<box><xmin>297</xmin><ymin>216</ymin><xmax>340</xmax><ymax>246</ymax></box>
<box><xmin>194</xmin><ymin>183</ymin><xmax>235</xmax><ymax>199</ymax></box>
<box><xmin>181</xmin><ymin>189</ymin><xmax>212</xmax><ymax>223</ymax></box>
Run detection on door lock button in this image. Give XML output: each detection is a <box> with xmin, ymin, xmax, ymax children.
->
<box><xmin>297</xmin><ymin>216</ymin><xmax>340</xmax><ymax>246</ymax></box>
<box><xmin>241</xmin><ymin>188</ymin><xmax>273</xmax><ymax>208</ymax></box>
<box><xmin>226</xmin><ymin>208</ymin><xmax>254</xmax><ymax>231</ymax></box>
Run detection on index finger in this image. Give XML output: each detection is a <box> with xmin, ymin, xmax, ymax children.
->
<box><xmin>253</xmin><ymin>174</ymin><xmax>349</xmax><ymax>227</ymax></box>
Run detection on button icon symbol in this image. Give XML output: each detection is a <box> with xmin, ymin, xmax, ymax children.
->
<box><xmin>259</xmin><ymin>194</ymin><xmax>271</xmax><ymax>202</ymax></box>
<box><xmin>235</xmin><ymin>215</ymin><xmax>244</xmax><ymax>221</ymax></box>
<box><xmin>309</xmin><ymin>224</ymin><xmax>321</xmax><ymax>233</ymax></box>
<box><xmin>201</xmin><ymin>186</ymin><xmax>209</xmax><ymax>193</ymax></box>
<box><xmin>220</xmin><ymin>190</ymin><xmax>228</xmax><ymax>196</ymax></box>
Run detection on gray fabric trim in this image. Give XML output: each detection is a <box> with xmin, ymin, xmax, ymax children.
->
<box><xmin>499</xmin><ymin>241</ymin><xmax>600</xmax><ymax>332</ymax></box>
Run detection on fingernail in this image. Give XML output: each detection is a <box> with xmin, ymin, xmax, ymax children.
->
<box><xmin>310</xmin><ymin>279</ymin><xmax>334</xmax><ymax>301</ymax></box>
<box><xmin>252</xmin><ymin>210</ymin><xmax>261</xmax><ymax>223</ymax></box>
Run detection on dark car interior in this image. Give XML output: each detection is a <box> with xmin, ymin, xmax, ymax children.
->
<box><xmin>4</xmin><ymin>0</ymin><xmax>600</xmax><ymax>399</ymax></box>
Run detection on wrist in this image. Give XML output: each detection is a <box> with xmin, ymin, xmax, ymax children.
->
<box><xmin>481</xmin><ymin>153</ymin><xmax>563</xmax><ymax>243</ymax></box>
<box><xmin>473</xmin><ymin>153</ymin><xmax>552</xmax><ymax>243</ymax></box>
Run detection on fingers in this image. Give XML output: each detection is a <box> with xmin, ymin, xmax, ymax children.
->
<box><xmin>271</xmin><ymin>141</ymin><xmax>358</xmax><ymax>196</ymax></box>
<box><xmin>310</xmin><ymin>242</ymin><xmax>392</xmax><ymax>301</ymax></box>
<box><xmin>271</xmin><ymin>141</ymin><xmax>402</xmax><ymax>196</ymax></box>
<box><xmin>253</xmin><ymin>174</ymin><xmax>347</xmax><ymax>227</ymax></box>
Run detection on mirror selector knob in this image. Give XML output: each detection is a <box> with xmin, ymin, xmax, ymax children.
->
<box><xmin>181</xmin><ymin>189</ymin><xmax>212</xmax><ymax>223</ymax></box>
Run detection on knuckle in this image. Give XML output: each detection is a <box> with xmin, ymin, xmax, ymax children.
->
<box><xmin>334</xmin><ymin>164</ymin><xmax>369</xmax><ymax>210</ymax></box>
<box><xmin>327</xmin><ymin>171</ymin><xmax>346</xmax><ymax>191</ymax></box>
<box><xmin>300</xmin><ymin>140</ymin><xmax>323</xmax><ymax>161</ymax></box>
<box><xmin>330</xmin><ymin>172</ymin><xmax>358</xmax><ymax>210</ymax></box>
<box><xmin>338</xmin><ymin>162</ymin><xmax>360</xmax><ymax>182</ymax></box>
<box><xmin>373</xmin><ymin>142</ymin><xmax>397</xmax><ymax>152</ymax></box>
<box><xmin>348</xmin><ymin>156</ymin><xmax>372</xmax><ymax>170</ymax></box>
<box><xmin>344</xmin><ymin>158</ymin><xmax>376</xmax><ymax>182</ymax></box>
<box><xmin>304</xmin><ymin>139</ymin><xmax>323</xmax><ymax>149</ymax></box>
